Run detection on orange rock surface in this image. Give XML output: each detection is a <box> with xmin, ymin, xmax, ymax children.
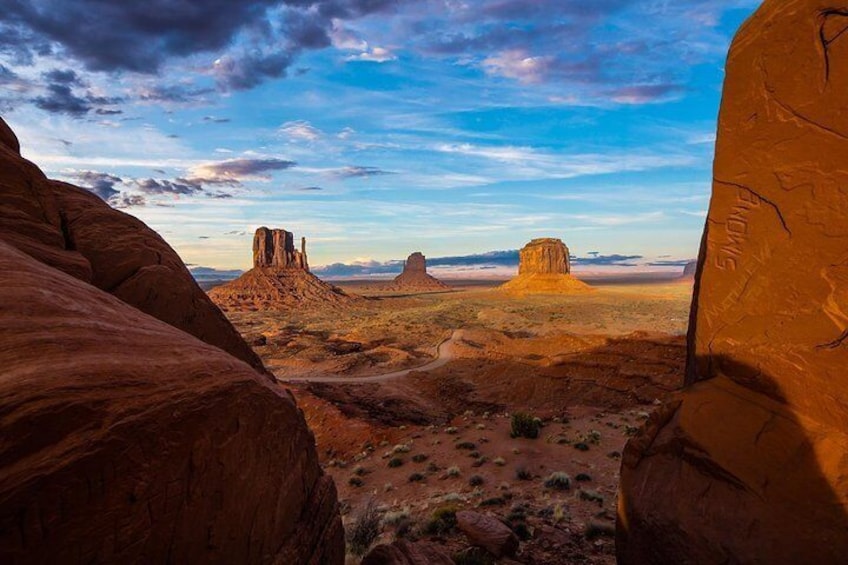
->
<box><xmin>390</xmin><ymin>252</ymin><xmax>449</xmax><ymax>290</ymax></box>
<box><xmin>501</xmin><ymin>238</ymin><xmax>591</xmax><ymax>294</ymax></box>
<box><xmin>618</xmin><ymin>2</ymin><xmax>848</xmax><ymax>562</ymax></box>
<box><xmin>0</xmin><ymin>120</ymin><xmax>344</xmax><ymax>563</ymax></box>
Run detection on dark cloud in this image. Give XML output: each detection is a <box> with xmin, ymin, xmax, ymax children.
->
<box><xmin>298</xmin><ymin>186</ymin><xmax>324</xmax><ymax>191</ymax></box>
<box><xmin>33</xmin><ymin>83</ymin><xmax>91</xmax><ymax>116</ymax></box>
<box><xmin>138</xmin><ymin>84</ymin><xmax>214</xmax><ymax>103</ymax></box>
<box><xmin>203</xmin><ymin>116</ymin><xmax>230</xmax><ymax>123</ymax></box>
<box><xmin>332</xmin><ymin>165</ymin><xmax>394</xmax><ymax>179</ymax></box>
<box><xmin>647</xmin><ymin>259</ymin><xmax>694</xmax><ymax>267</ymax></box>
<box><xmin>134</xmin><ymin>178</ymin><xmax>203</xmax><ymax>196</ymax></box>
<box><xmin>42</xmin><ymin>68</ymin><xmax>83</xmax><ymax>85</ymax></box>
<box><xmin>71</xmin><ymin>170</ymin><xmax>123</xmax><ymax>200</ymax></box>
<box><xmin>190</xmin><ymin>158</ymin><xmax>297</xmax><ymax>184</ymax></box>
<box><xmin>112</xmin><ymin>193</ymin><xmax>147</xmax><ymax>208</ymax></box>
<box><xmin>95</xmin><ymin>108</ymin><xmax>123</xmax><ymax>115</ymax></box>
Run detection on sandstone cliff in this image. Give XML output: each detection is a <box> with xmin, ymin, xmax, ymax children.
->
<box><xmin>500</xmin><ymin>238</ymin><xmax>591</xmax><ymax>294</ymax></box>
<box><xmin>0</xmin><ymin>118</ymin><xmax>344</xmax><ymax>563</ymax></box>
<box><xmin>617</xmin><ymin>2</ymin><xmax>848</xmax><ymax>562</ymax></box>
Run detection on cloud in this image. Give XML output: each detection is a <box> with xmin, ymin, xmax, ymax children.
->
<box><xmin>347</xmin><ymin>46</ymin><xmax>396</xmax><ymax>62</ymax></box>
<box><xmin>42</xmin><ymin>68</ymin><xmax>83</xmax><ymax>86</ymax></box>
<box><xmin>33</xmin><ymin>84</ymin><xmax>91</xmax><ymax>116</ymax></box>
<box><xmin>482</xmin><ymin>50</ymin><xmax>552</xmax><ymax>84</ymax></box>
<box><xmin>203</xmin><ymin>116</ymin><xmax>231</xmax><ymax>123</ymax></box>
<box><xmin>279</xmin><ymin>120</ymin><xmax>322</xmax><ymax>141</ymax></box>
<box><xmin>331</xmin><ymin>165</ymin><xmax>394</xmax><ymax>179</ymax></box>
<box><xmin>189</xmin><ymin>157</ymin><xmax>297</xmax><ymax>184</ymax></box>
<box><xmin>70</xmin><ymin>170</ymin><xmax>123</xmax><ymax>200</ymax></box>
<box><xmin>298</xmin><ymin>186</ymin><xmax>324</xmax><ymax>191</ymax></box>
<box><xmin>133</xmin><ymin>178</ymin><xmax>203</xmax><ymax>196</ymax></box>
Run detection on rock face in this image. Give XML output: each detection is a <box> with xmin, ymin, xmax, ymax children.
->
<box><xmin>0</xmin><ymin>119</ymin><xmax>344</xmax><ymax>563</ymax></box>
<box><xmin>0</xmin><ymin>122</ymin><xmax>264</xmax><ymax>373</ymax></box>
<box><xmin>518</xmin><ymin>238</ymin><xmax>570</xmax><ymax>275</ymax></box>
<box><xmin>209</xmin><ymin>227</ymin><xmax>357</xmax><ymax>311</ymax></box>
<box><xmin>681</xmin><ymin>260</ymin><xmax>697</xmax><ymax>279</ymax></box>
<box><xmin>500</xmin><ymin>238</ymin><xmax>591</xmax><ymax>294</ymax></box>
<box><xmin>618</xmin><ymin>2</ymin><xmax>848</xmax><ymax>563</ymax></box>
<box><xmin>390</xmin><ymin>252</ymin><xmax>449</xmax><ymax>291</ymax></box>
<box><xmin>254</xmin><ymin>226</ymin><xmax>308</xmax><ymax>270</ymax></box>
<box><xmin>456</xmin><ymin>511</ymin><xmax>519</xmax><ymax>558</ymax></box>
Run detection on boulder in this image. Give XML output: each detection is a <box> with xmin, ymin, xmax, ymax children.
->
<box><xmin>456</xmin><ymin>510</ymin><xmax>519</xmax><ymax>558</ymax></box>
<box><xmin>0</xmin><ymin>121</ymin><xmax>264</xmax><ymax>373</ymax></box>
<box><xmin>0</xmin><ymin>119</ymin><xmax>344</xmax><ymax>563</ymax></box>
<box><xmin>618</xmin><ymin>1</ymin><xmax>848</xmax><ymax>563</ymax></box>
<box><xmin>361</xmin><ymin>540</ymin><xmax>453</xmax><ymax>565</ymax></box>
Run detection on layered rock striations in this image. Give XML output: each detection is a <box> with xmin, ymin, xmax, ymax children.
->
<box><xmin>389</xmin><ymin>252</ymin><xmax>449</xmax><ymax>291</ymax></box>
<box><xmin>209</xmin><ymin>227</ymin><xmax>356</xmax><ymax>311</ymax></box>
<box><xmin>0</xmin><ymin>118</ymin><xmax>344</xmax><ymax>563</ymax></box>
<box><xmin>500</xmin><ymin>238</ymin><xmax>591</xmax><ymax>294</ymax></box>
<box><xmin>618</xmin><ymin>2</ymin><xmax>848</xmax><ymax>563</ymax></box>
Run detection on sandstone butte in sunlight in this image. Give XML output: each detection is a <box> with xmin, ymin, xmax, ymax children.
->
<box><xmin>388</xmin><ymin>251</ymin><xmax>450</xmax><ymax>291</ymax></box>
<box><xmin>0</xmin><ymin>119</ymin><xmax>344</xmax><ymax>563</ymax></box>
<box><xmin>499</xmin><ymin>237</ymin><xmax>593</xmax><ymax>294</ymax></box>
<box><xmin>618</xmin><ymin>1</ymin><xmax>848</xmax><ymax>562</ymax></box>
<box><xmin>209</xmin><ymin>226</ymin><xmax>358</xmax><ymax>311</ymax></box>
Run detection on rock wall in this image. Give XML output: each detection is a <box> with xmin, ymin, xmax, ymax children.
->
<box><xmin>517</xmin><ymin>238</ymin><xmax>570</xmax><ymax>275</ymax></box>
<box><xmin>0</xmin><ymin>119</ymin><xmax>344</xmax><ymax>563</ymax></box>
<box><xmin>391</xmin><ymin>251</ymin><xmax>449</xmax><ymax>290</ymax></box>
<box><xmin>253</xmin><ymin>227</ymin><xmax>308</xmax><ymax>271</ymax></box>
<box><xmin>403</xmin><ymin>251</ymin><xmax>427</xmax><ymax>274</ymax></box>
<box><xmin>618</xmin><ymin>2</ymin><xmax>848</xmax><ymax>562</ymax></box>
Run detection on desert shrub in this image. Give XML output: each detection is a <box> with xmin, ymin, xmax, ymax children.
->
<box><xmin>422</xmin><ymin>504</ymin><xmax>458</xmax><ymax>535</ymax></box>
<box><xmin>353</xmin><ymin>465</ymin><xmax>368</xmax><ymax>476</ymax></box>
<box><xmin>382</xmin><ymin>508</ymin><xmax>411</xmax><ymax>527</ymax></box>
<box><xmin>393</xmin><ymin>444</ymin><xmax>411</xmax><ymax>454</ymax></box>
<box><xmin>579</xmin><ymin>489</ymin><xmax>605</xmax><ymax>506</ymax></box>
<box><xmin>446</xmin><ymin>465</ymin><xmax>461</xmax><ymax>478</ymax></box>
<box><xmin>575</xmin><ymin>473</ymin><xmax>592</xmax><ymax>482</ymax></box>
<box><xmin>348</xmin><ymin>476</ymin><xmax>364</xmax><ymax>487</ymax></box>
<box><xmin>510</xmin><ymin>412</ymin><xmax>541</xmax><ymax>439</ymax></box>
<box><xmin>412</xmin><ymin>453</ymin><xmax>429</xmax><ymax>463</ymax></box>
<box><xmin>493</xmin><ymin>456</ymin><xmax>506</xmax><ymax>466</ymax></box>
<box><xmin>544</xmin><ymin>472</ymin><xmax>571</xmax><ymax>491</ymax></box>
<box><xmin>573</xmin><ymin>442</ymin><xmax>590</xmax><ymax>452</ymax></box>
<box><xmin>444</xmin><ymin>426</ymin><xmax>459</xmax><ymax>434</ymax></box>
<box><xmin>388</xmin><ymin>457</ymin><xmax>404</xmax><ymax>468</ymax></box>
<box><xmin>468</xmin><ymin>450</ymin><xmax>481</xmax><ymax>459</ymax></box>
<box><xmin>468</xmin><ymin>474</ymin><xmax>484</xmax><ymax>486</ymax></box>
<box><xmin>585</xmin><ymin>520</ymin><xmax>616</xmax><ymax>540</ymax></box>
<box><xmin>442</xmin><ymin>492</ymin><xmax>463</xmax><ymax>503</ymax></box>
<box><xmin>456</xmin><ymin>441</ymin><xmax>476</xmax><ymax>450</ymax></box>
<box><xmin>512</xmin><ymin>521</ymin><xmax>532</xmax><ymax>541</ymax></box>
<box><xmin>408</xmin><ymin>472</ymin><xmax>425</xmax><ymax>483</ymax></box>
<box><xmin>515</xmin><ymin>466</ymin><xmax>532</xmax><ymax>481</ymax></box>
<box><xmin>480</xmin><ymin>496</ymin><xmax>506</xmax><ymax>507</ymax></box>
<box><xmin>426</xmin><ymin>462</ymin><xmax>440</xmax><ymax>473</ymax></box>
<box><xmin>346</xmin><ymin>498</ymin><xmax>381</xmax><ymax>556</ymax></box>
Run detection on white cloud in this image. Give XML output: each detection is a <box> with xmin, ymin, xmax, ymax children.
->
<box><xmin>481</xmin><ymin>50</ymin><xmax>552</xmax><ymax>84</ymax></box>
<box><xmin>347</xmin><ymin>47</ymin><xmax>397</xmax><ymax>63</ymax></box>
<box><xmin>279</xmin><ymin>120</ymin><xmax>322</xmax><ymax>141</ymax></box>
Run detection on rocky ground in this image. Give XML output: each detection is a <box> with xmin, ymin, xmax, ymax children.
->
<box><xmin>220</xmin><ymin>278</ymin><xmax>693</xmax><ymax>563</ymax></box>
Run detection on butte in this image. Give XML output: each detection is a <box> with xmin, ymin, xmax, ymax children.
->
<box><xmin>209</xmin><ymin>227</ymin><xmax>357</xmax><ymax>311</ymax></box>
<box><xmin>387</xmin><ymin>251</ymin><xmax>449</xmax><ymax>291</ymax></box>
<box><xmin>499</xmin><ymin>238</ymin><xmax>592</xmax><ymax>294</ymax></box>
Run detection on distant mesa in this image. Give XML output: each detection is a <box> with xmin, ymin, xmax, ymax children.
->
<box><xmin>209</xmin><ymin>226</ymin><xmax>358</xmax><ymax>311</ymax></box>
<box><xmin>499</xmin><ymin>238</ymin><xmax>592</xmax><ymax>294</ymax></box>
<box><xmin>681</xmin><ymin>260</ymin><xmax>697</xmax><ymax>279</ymax></box>
<box><xmin>389</xmin><ymin>251</ymin><xmax>449</xmax><ymax>291</ymax></box>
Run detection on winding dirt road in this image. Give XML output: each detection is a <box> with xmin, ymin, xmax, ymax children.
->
<box><xmin>277</xmin><ymin>329</ymin><xmax>462</xmax><ymax>383</ymax></box>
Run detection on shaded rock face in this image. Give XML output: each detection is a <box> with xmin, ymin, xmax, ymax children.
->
<box><xmin>456</xmin><ymin>511</ymin><xmax>519</xmax><ymax>558</ymax></box>
<box><xmin>253</xmin><ymin>226</ymin><xmax>308</xmax><ymax>271</ymax></box>
<box><xmin>518</xmin><ymin>238</ymin><xmax>570</xmax><ymax>275</ymax></box>
<box><xmin>362</xmin><ymin>540</ymin><xmax>454</xmax><ymax>565</ymax></box>
<box><xmin>681</xmin><ymin>260</ymin><xmax>697</xmax><ymax>278</ymax></box>
<box><xmin>0</xmin><ymin>119</ymin><xmax>344</xmax><ymax>563</ymax></box>
<box><xmin>618</xmin><ymin>2</ymin><xmax>848</xmax><ymax>563</ymax></box>
<box><xmin>391</xmin><ymin>251</ymin><xmax>449</xmax><ymax>290</ymax></box>
<box><xmin>0</xmin><ymin>120</ymin><xmax>263</xmax><ymax>373</ymax></box>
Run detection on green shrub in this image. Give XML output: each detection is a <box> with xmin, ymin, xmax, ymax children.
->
<box><xmin>468</xmin><ymin>474</ymin><xmax>484</xmax><ymax>486</ymax></box>
<box><xmin>408</xmin><ymin>472</ymin><xmax>425</xmax><ymax>482</ymax></box>
<box><xmin>575</xmin><ymin>473</ymin><xmax>592</xmax><ymax>482</ymax></box>
<box><xmin>412</xmin><ymin>453</ymin><xmax>429</xmax><ymax>463</ymax></box>
<box><xmin>585</xmin><ymin>520</ymin><xmax>616</xmax><ymax>540</ymax></box>
<box><xmin>510</xmin><ymin>412</ymin><xmax>541</xmax><ymax>439</ymax></box>
<box><xmin>456</xmin><ymin>441</ymin><xmax>476</xmax><ymax>450</ymax></box>
<box><xmin>346</xmin><ymin>498</ymin><xmax>381</xmax><ymax>556</ymax></box>
<box><xmin>515</xmin><ymin>466</ymin><xmax>532</xmax><ymax>481</ymax></box>
<box><xmin>388</xmin><ymin>457</ymin><xmax>404</xmax><ymax>468</ymax></box>
<box><xmin>348</xmin><ymin>476</ymin><xmax>364</xmax><ymax>487</ymax></box>
<box><xmin>422</xmin><ymin>504</ymin><xmax>458</xmax><ymax>535</ymax></box>
<box><xmin>543</xmin><ymin>472</ymin><xmax>571</xmax><ymax>491</ymax></box>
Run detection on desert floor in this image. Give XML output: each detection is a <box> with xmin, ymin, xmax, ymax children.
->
<box><xmin>222</xmin><ymin>276</ymin><xmax>693</xmax><ymax>564</ymax></box>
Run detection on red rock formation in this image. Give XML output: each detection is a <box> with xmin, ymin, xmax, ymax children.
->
<box><xmin>518</xmin><ymin>238</ymin><xmax>570</xmax><ymax>275</ymax></box>
<box><xmin>253</xmin><ymin>226</ymin><xmax>308</xmax><ymax>270</ymax></box>
<box><xmin>618</xmin><ymin>2</ymin><xmax>848</xmax><ymax>562</ymax></box>
<box><xmin>210</xmin><ymin>227</ymin><xmax>358</xmax><ymax>311</ymax></box>
<box><xmin>500</xmin><ymin>238</ymin><xmax>591</xmax><ymax>294</ymax></box>
<box><xmin>362</xmin><ymin>540</ymin><xmax>454</xmax><ymax>565</ymax></box>
<box><xmin>0</xmin><ymin>120</ymin><xmax>263</xmax><ymax>373</ymax></box>
<box><xmin>681</xmin><ymin>260</ymin><xmax>697</xmax><ymax>279</ymax></box>
<box><xmin>390</xmin><ymin>251</ymin><xmax>449</xmax><ymax>291</ymax></box>
<box><xmin>456</xmin><ymin>511</ymin><xmax>519</xmax><ymax>558</ymax></box>
<box><xmin>0</xmin><ymin>119</ymin><xmax>344</xmax><ymax>563</ymax></box>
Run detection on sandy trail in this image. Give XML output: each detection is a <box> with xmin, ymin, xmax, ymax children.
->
<box><xmin>277</xmin><ymin>329</ymin><xmax>461</xmax><ymax>383</ymax></box>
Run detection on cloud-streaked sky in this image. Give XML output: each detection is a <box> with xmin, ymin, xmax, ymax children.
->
<box><xmin>1</xmin><ymin>0</ymin><xmax>760</xmax><ymax>270</ymax></box>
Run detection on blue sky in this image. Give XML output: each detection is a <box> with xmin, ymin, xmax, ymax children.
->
<box><xmin>0</xmin><ymin>0</ymin><xmax>760</xmax><ymax>271</ymax></box>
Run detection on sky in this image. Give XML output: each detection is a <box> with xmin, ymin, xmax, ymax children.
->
<box><xmin>0</xmin><ymin>0</ymin><xmax>761</xmax><ymax>273</ymax></box>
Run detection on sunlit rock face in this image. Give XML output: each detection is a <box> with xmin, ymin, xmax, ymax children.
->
<box><xmin>253</xmin><ymin>226</ymin><xmax>309</xmax><ymax>270</ymax></box>
<box><xmin>0</xmin><ymin>118</ymin><xmax>344</xmax><ymax>564</ymax></box>
<box><xmin>618</xmin><ymin>1</ymin><xmax>848</xmax><ymax>563</ymax></box>
<box><xmin>517</xmin><ymin>238</ymin><xmax>570</xmax><ymax>275</ymax></box>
